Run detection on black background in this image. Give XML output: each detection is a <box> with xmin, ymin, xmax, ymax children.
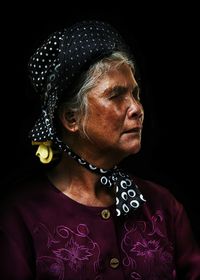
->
<box><xmin>0</xmin><ymin>3</ymin><xmax>199</xmax><ymax>243</ymax></box>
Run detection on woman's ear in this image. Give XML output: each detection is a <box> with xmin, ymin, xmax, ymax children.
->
<box><xmin>59</xmin><ymin>109</ymin><xmax>79</xmax><ymax>133</ymax></box>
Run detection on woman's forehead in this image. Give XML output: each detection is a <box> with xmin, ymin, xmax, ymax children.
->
<box><xmin>97</xmin><ymin>64</ymin><xmax>136</xmax><ymax>85</ymax></box>
<box><xmin>89</xmin><ymin>65</ymin><xmax>137</xmax><ymax>96</ymax></box>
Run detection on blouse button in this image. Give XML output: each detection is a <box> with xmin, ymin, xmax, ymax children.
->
<box><xmin>110</xmin><ymin>257</ymin><xmax>120</xmax><ymax>269</ymax></box>
<box><xmin>101</xmin><ymin>209</ymin><xmax>111</xmax><ymax>219</ymax></box>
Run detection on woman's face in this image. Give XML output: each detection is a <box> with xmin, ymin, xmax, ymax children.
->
<box><xmin>80</xmin><ymin>63</ymin><xmax>144</xmax><ymax>163</ymax></box>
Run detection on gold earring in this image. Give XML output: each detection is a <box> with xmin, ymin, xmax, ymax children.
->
<box><xmin>32</xmin><ymin>141</ymin><xmax>59</xmax><ymax>164</ymax></box>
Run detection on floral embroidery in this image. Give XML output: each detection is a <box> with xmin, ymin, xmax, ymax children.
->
<box><xmin>53</xmin><ymin>237</ymin><xmax>93</xmax><ymax>271</ymax></box>
<box><xmin>121</xmin><ymin>210</ymin><xmax>175</xmax><ymax>279</ymax></box>
<box><xmin>34</xmin><ymin>223</ymin><xmax>101</xmax><ymax>279</ymax></box>
<box><xmin>131</xmin><ymin>239</ymin><xmax>160</xmax><ymax>258</ymax></box>
<box><xmin>33</xmin><ymin>210</ymin><xmax>176</xmax><ymax>279</ymax></box>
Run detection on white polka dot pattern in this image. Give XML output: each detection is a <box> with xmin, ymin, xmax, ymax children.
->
<box><xmin>28</xmin><ymin>20</ymin><xmax>129</xmax><ymax>143</ymax></box>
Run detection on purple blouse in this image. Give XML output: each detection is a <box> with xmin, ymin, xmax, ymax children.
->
<box><xmin>0</xmin><ymin>173</ymin><xmax>200</xmax><ymax>280</ymax></box>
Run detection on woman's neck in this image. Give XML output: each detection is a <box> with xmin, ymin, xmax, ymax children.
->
<box><xmin>47</xmin><ymin>155</ymin><xmax>115</xmax><ymax>207</ymax></box>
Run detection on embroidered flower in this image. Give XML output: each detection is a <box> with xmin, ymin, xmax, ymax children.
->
<box><xmin>121</xmin><ymin>210</ymin><xmax>175</xmax><ymax>279</ymax></box>
<box><xmin>53</xmin><ymin>237</ymin><xmax>92</xmax><ymax>271</ymax></box>
<box><xmin>131</xmin><ymin>239</ymin><xmax>160</xmax><ymax>258</ymax></box>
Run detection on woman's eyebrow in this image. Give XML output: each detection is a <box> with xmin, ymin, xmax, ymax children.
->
<box><xmin>103</xmin><ymin>85</ymin><xmax>130</xmax><ymax>95</ymax></box>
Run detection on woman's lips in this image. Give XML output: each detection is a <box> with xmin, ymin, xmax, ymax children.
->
<box><xmin>124</xmin><ymin>127</ymin><xmax>142</xmax><ymax>133</ymax></box>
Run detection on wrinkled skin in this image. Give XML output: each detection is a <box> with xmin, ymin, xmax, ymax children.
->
<box><xmin>74</xmin><ymin>63</ymin><xmax>144</xmax><ymax>166</ymax></box>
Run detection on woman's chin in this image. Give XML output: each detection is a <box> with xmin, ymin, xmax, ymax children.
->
<box><xmin>115</xmin><ymin>143</ymin><xmax>141</xmax><ymax>161</ymax></box>
<box><xmin>126</xmin><ymin>142</ymin><xmax>142</xmax><ymax>156</ymax></box>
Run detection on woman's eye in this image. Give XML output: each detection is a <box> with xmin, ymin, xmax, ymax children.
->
<box><xmin>109</xmin><ymin>88</ymin><xmax>126</xmax><ymax>99</ymax></box>
<box><xmin>107</xmin><ymin>86</ymin><xmax>141</xmax><ymax>100</ymax></box>
<box><xmin>109</xmin><ymin>92</ymin><xmax>122</xmax><ymax>99</ymax></box>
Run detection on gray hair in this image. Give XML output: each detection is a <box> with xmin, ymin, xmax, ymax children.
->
<box><xmin>59</xmin><ymin>51</ymin><xmax>135</xmax><ymax>137</ymax></box>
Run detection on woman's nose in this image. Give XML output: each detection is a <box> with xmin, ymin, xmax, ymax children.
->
<box><xmin>127</xmin><ymin>96</ymin><xmax>144</xmax><ymax>121</ymax></box>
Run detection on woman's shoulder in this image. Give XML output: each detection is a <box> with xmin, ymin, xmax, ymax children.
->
<box><xmin>133</xmin><ymin>175</ymin><xmax>173</xmax><ymax>196</ymax></box>
<box><xmin>131</xmin><ymin>174</ymin><xmax>182</xmax><ymax>212</ymax></box>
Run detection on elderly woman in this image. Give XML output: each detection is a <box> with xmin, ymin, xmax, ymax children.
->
<box><xmin>1</xmin><ymin>20</ymin><xmax>200</xmax><ymax>280</ymax></box>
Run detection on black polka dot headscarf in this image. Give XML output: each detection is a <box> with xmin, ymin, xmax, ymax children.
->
<box><xmin>28</xmin><ymin>20</ymin><xmax>146</xmax><ymax>216</ymax></box>
<box><xmin>28</xmin><ymin>20</ymin><xmax>130</xmax><ymax>143</ymax></box>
